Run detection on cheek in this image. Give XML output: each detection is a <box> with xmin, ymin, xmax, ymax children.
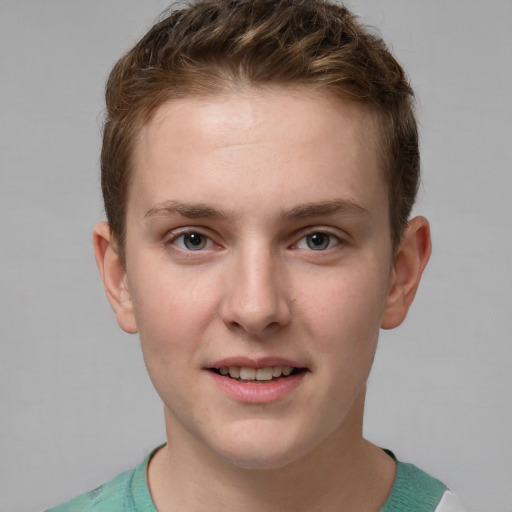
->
<box><xmin>129</xmin><ymin>274</ymin><xmax>206</xmax><ymax>407</ymax></box>
<box><xmin>130</xmin><ymin>255</ymin><xmax>217</xmax><ymax>323</ymax></box>
<box><xmin>299</xmin><ymin>266</ymin><xmax>388</xmax><ymax>365</ymax></box>
<box><xmin>128</xmin><ymin>264</ymin><xmax>218</xmax><ymax>365</ymax></box>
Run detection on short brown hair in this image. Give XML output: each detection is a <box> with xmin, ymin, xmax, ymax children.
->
<box><xmin>101</xmin><ymin>0</ymin><xmax>419</xmax><ymax>263</ymax></box>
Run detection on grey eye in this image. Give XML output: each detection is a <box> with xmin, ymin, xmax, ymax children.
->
<box><xmin>306</xmin><ymin>232</ymin><xmax>331</xmax><ymax>250</ymax></box>
<box><xmin>182</xmin><ymin>232</ymin><xmax>208</xmax><ymax>250</ymax></box>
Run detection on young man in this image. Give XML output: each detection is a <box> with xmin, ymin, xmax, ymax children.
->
<box><xmin>48</xmin><ymin>0</ymin><xmax>465</xmax><ymax>510</ymax></box>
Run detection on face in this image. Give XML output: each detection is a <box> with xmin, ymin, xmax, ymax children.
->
<box><xmin>104</xmin><ymin>87</ymin><xmax>408</xmax><ymax>469</ymax></box>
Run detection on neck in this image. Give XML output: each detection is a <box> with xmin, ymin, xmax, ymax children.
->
<box><xmin>148</xmin><ymin>394</ymin><xmax>395</xmax><ymax>512</ymax></box>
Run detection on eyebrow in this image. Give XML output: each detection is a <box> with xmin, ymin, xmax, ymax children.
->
<box><xmin>280</xmin><ymin>198</ymin><xmax>369</xmax><ymax>221</ymax></box>
<box><xmin>144</xmin><ymin>198</ymin><xmax>368</xmax><ymax>222</ymax></box>
<box><xmin>144</xmin><ymin>200</ymin><xmax>230</xmax><ymax>221</ymax></box>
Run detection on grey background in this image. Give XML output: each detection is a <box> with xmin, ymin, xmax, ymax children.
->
<box><xmin>1</xmin><ymin>1</ymin><xmax>511</xmax><ymax>511</ymax></box>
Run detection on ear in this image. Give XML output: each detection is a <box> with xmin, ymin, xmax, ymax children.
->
<box><xmin>381</xmin><ymin>216</ymin><xmax>432</xmax><ymax>330</ymax></box>
<box><xmin>93</xmin><ymin>222</ymin><xmax>138</xmax><ymax>334</ymax></box>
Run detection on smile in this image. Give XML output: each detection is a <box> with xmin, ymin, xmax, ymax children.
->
<box><xmin>207</xmin><ymin>362</ymin><xmax>308</xmax><ymax>403</ymax></box>
<box><xmin>211</xmin><ymin>366</ymin><xmax>304</xmax><ymax>382</ymax></box>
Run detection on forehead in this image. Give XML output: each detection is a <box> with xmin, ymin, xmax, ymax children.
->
<box><xmin>129</xmin><ymin>86</ymin><xmax>386</xmax><ymax>221</ymax></box>
<box><xmin>140</xmin><ymin>86</ymin><xmax>380</xmax><ymax>156</ymax></box>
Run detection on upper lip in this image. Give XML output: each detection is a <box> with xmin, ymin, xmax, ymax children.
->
<box><xmin>208</xmin><ymin>356</ymin><xmax>307</xmax><ymax>369</ymax></box>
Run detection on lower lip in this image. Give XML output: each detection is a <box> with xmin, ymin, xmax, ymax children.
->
<box><xmin>207</xmin><ymin>371</ymin><xmax>306</xmax><ymax>404</ymax></box>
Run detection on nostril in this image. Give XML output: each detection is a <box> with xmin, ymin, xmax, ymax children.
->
<box><xmin>229</xmin><ymin>320</ymin><xmax>283</xmax><ymax>336</ymax></box>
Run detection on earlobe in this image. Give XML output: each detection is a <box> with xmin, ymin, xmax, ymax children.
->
<box><xmin>92</xmin><ymin>222</ymin><xmax>138</xmax><ymax>334</ymax></box>
<box><xmin>381</xmin><ymin>216</ymin><xmax>432</xmax><ymax>330</ymax></box>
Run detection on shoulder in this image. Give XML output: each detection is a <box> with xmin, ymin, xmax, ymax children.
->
<box><xmin>391</xmin><ymin>464</ymin><xmax>468</xmax><ymax>512</ymax></box>
<box><xmin>380</xmin><ymin>452</ymin><xmax>468</xmax><ymax>512</ymax></box>
<box><xmin>434</xmin><ymin>490</ymin><xmax>469</xmax><ymax>512</ymax></box>
<box><xmin>382</xmin><ymin>460</ymin><xmax>446</xmax><ymax>511</ymax></box>
<box><xmin>44</xmin><ymin>468</ymin><xmax>136</xmax><ymax>512</ymax></box>
<box><xmin>44</xmin><ymin>450</ymin><xmax>157</xmax><ymax>512</ymax></box>
<box><xmin>380</xmin><ymin>450</ymin><xmax>453</xmax><ymax>512</ymax></box>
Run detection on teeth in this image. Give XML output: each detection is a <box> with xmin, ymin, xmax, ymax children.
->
<box><xmin>239</xmin><ymin>367</ymin><xmax>256</xmax><ymax>380</ymax></box>
<box><xmin>228</xmin><ymin>366</ymin><xmax>240</xmax><ymax>378</ymax></box>
<box><xmin>272</xmin><ymin>366</ymin><xmax>283</xmax><ymax>377</ymax></box>
<box><xmin>217</xmin><ymin>365</ymin><xmax>296</xmax><ymax>380</ymax></box>
<box><xmin>255</xmin><ymin>367</ymin><xmax>273</xmax><ymax>381</ymax></box>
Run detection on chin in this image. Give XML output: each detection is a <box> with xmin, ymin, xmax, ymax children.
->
<box><xmin>221</xmin><ymin>447</ymin><xmax>303</xmax><ymax>471</ymax></box>
<box><xmin>209</xmin><ymin>423</ymin><xmax>316</xmax><ymax>471</ymax></box>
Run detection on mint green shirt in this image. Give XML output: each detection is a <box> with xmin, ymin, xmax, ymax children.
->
<box><xmin>47</xmin><ymin>449</ymin><xmax>446</xmax><ymax>512</ymax></box>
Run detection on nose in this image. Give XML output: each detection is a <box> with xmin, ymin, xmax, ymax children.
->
<box><xmin>219</xmin><ymin>245</ymin><xmax>291</xmax><ymax>336</ymax></box>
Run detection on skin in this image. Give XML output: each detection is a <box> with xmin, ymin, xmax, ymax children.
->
<box><xmin>94</xmin><ymin>86</ymin><xmax>431</xmax><ymax>512</ymax></box>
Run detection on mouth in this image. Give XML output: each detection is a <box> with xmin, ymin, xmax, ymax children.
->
<box><xmin>209</xmin><ymin>366</ymin><xmax>307</xmax><ymax>382</ymax></box>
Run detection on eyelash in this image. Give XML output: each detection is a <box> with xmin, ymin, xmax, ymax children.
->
<box><xmin>294</xmin><ymin>231</ymin><xmax>342</xmax><ymax>251</ymax></box>
<box><xmin>166</xmin><ymin>230</ymin><xmax>215</xmax><ymax>252</ymax></box>
<box><xmin>165</xmin><ymin>228</ymin><xmax>343</xmax><ymax>253</ymax></box>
